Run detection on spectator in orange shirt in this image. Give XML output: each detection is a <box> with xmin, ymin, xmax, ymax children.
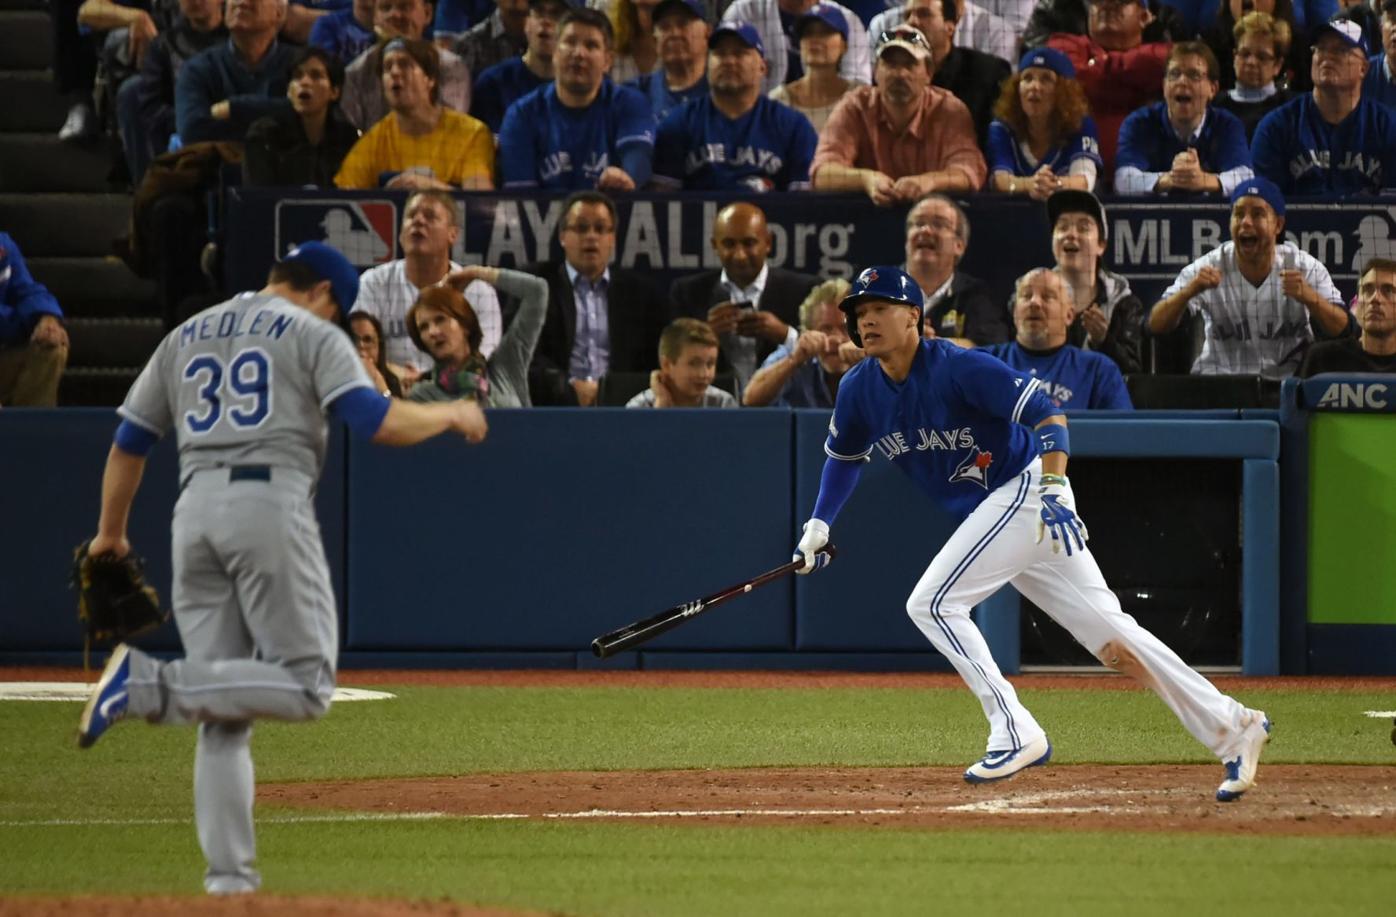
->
<box><xmin>811</xmin><ymin>26</ymin><xmax>986</xmax><ymax>205</ymax></box>
<box><xmin>1047</xmin><ymin>0</ymin><xmax>1170</xmax><ymax>180</ymax></box>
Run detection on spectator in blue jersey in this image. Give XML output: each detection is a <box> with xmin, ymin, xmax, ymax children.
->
<box><xmin>768</xmin><ymin>3</ymin><xmax>863</xmax><ymax>135</ymax></box>
<box><xmin>988</xmin><ymin>47</ymin><xmax>1102</xmax><ymax>198</ymax></box>
<box><xmin>310</xmin><ymin>0</ymin><xmax>377</xmax><ymax>63</ymax></box>
<box><xmin>0</xmin><ymin>233</ymin><xmax>69</xmax><ymax>408</ymax></box>
<box><xmin>1362</xmin><ymin>0</ymin><xmax>1396</xmax><ymax>108</ymax></box>
<box><xmin>175</xmin><ymin>0</ymin><xmax>297</xmax><ymax>144</ymax></box>
<box><xmin>471</xmin><ymin>0</ymin><xmax>566</xmax><ymax>131</ymax></box>
<box><xmin>454</xmin><ymin>0</ymin><xmax>529</xmax><ymax>77</ymax></box>
<box><xmin>982</xmin><ymin>269</ymin><xmax>1132</xmax><ymax>410</ymax></box>
<box><xmin>743</xmin><ymin>278</ymin><xmax>856</xmax><ymax>407</ymax></box>
<box><xmin>1115</xmin><ymin>42</ymin><xmax>1255</xmax><ymax>196</ymax></box>
<box><xmin>1046</xmin><ymin>189</ymin><xmax>1146</xmax><ymax>374</ymax></box>
<box><xmin>498</xmin><ymin>8</ymin><xmax>655</xmax><ymax>190</ymax></box>
<box><xmin>627</xmin><ymin>0</ymin><xmax>710</xmax><ymax>125</ymax></box>
<box><xmin>652</xmin><ymin>21</ymin><xmax>818</xmax><ymax>191</ymax></box>
<box><xmin>1253</xmin><ymin>19</ymin><xmax>1396</xmax><ymax>194</ymax></box>
<box><xmin>1213</xmin><ymin>11</ymin><xmax>1295</xmax><ymax>140</ymax></box>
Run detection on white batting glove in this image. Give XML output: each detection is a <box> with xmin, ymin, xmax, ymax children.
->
<box><xmin>1035</xmin><ymin>474</ymin><xmax>1088</xmax><ymax>556</ymax></box>
<box><xmin>793</xmin><ymin>519</ymin><xmax>831</xmax><ymax>574</ymax></box>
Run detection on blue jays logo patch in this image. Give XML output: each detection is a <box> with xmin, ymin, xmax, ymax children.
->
<box><xmin>949</xmin><ymin>446</ymin><xmax>994</xmax><ymax>488</ymax></box>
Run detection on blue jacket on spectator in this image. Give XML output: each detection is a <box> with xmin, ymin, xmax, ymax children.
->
<box><xmin>308</xmin><ymin>8</ymin><xmax>376</xmax><ymax>65</ymax></box>
<box><xmin>1160</xmin><ymin>0</ymin><xmax>1336</xmax><ymax>34</ymax></box>
<box><xmin>979</xmin><ymin>341</ymin><xmax>1133</xmax><ymax>411</ymax></box>
<box><xmin>652</xmin><ymin>95</ymin><xmax>818</xmax><ymax>192</ymax></box>
<box><xmin>1251</xmin><ymin>92</ymin><xmax>1396</xmax><ymax>196</ymax></box>
<box><xmin>627</xmin><ymin>71</ymin><xmax>709</xmax><ymax>126</ymax></box>
<box><xmin>175</xmin><ymin>39</ymin><xmax>297</xmax><ymax>144</ymax></box>
<box><xmin>0</xmin><ymin>233</ymin><xmax>63</xmax><ymax>345</ymax></box>
<box><xmin>986</xmin><ymin>116</ymin><xmax>1102</xmax><ymax>178</ymax></box>
<box><xmin>497</xmin><ymin>81</ymin><xmax>655</xmax><ymax>190</ymax></box>
<box><xmin>1114</xmin><ymin>101</ymin><xmax>1253</xmax><ymax>196</ymax></box>
<box><xmin>1362</xmin><ymin>53</ymin><xmax>1396</xmax><ymax>111</ymax></box>
<box><xmin>471</xmin><ymin>57</ymin><xmax>549</xmax><ymax>134</ymax></box>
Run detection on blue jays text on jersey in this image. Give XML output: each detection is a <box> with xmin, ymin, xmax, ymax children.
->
<box><xmin>652</xmin><ymin>94</ymin><xmax>818</xmax><ymax>191</ymax></box>
<box><xmin>497</xmin><ymin>81</ymin><xmax>655</xmax><ymax>190</ymax></box>
<box><xmin>979</xmin><ymin>342</ymin><xmax>1132</xmax><ymax>411</ymax></box>
<box><xmin>825</xmin><ymin>339</ymin><xmax>1060</xmax><ymax>520</ymax></box>
<box><xmin>1251</xmin><ymin>93</ymin><xmax>1396</xmax><ymax>195</ymax></box>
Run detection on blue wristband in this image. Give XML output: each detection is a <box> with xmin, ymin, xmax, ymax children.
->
<box><xmin>1036</xmin><ymin>423</ymin><xmax>1070</xmax><ymax>456</ymax></box>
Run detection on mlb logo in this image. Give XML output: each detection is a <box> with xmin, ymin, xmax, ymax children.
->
<box><xmin>275</xmin><ymin>199</ymin><xmax>397</xmax><ymax>267</ymax></box>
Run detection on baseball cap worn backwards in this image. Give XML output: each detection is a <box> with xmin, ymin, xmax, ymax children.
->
<box><xmin>1018</xmin><ymin>46</ymin><xmax>1075</xmax><ymax>79</ymax></box>
<box><xmin>1314</xmin><ymin>19</ymin><xmax>1368</xmax><ymax>55</ymax></box>
<box><xmin>711</xmin><ymin>20</ymin><xmax>765</xmax><ymax>56</ymax></box>
<box><xmin>796</xmin><ymin>3</ymin><xmax>849</xmax><ymax>41</ymax></box>
<box><xmin>282</xmin><ymin>241</ymin><xmax>360</xmax><ymax>314</ymax></box>
<box><xmin>1229</xmin><ymin>176</ymin><xmax>1285</xmax><ymax>217</ymax></box>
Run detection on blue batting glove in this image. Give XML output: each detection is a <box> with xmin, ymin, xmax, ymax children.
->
<box><xmin>1035</xmin><ymin>475</ymin><xmax>1088</xmax><ymax>556</ymax></box>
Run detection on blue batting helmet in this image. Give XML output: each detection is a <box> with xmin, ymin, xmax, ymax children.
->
<box><xmin>839</xmin><ymin>266</ymin><xmax>924</xmax><ymax>346</ymax></box>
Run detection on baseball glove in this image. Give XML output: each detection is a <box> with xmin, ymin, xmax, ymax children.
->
<box><xmin>71</xmin><ymin>540</ymin><xmax>167</xmax><ymax>655</ymax></box>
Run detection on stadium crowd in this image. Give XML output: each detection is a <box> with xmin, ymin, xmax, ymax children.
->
<box><xmin>8</xmin><ymin>0</ymin><xmax>1396</xmax><ymax>408</ymax></box>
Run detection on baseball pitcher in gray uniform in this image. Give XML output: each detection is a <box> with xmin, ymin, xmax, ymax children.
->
<box><xmin>75</xmin><ymin>242</ymin><xmax>487</xmax><ymax>895</ymax></box>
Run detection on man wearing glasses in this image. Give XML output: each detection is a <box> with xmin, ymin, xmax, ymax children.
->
<box><xmin>525</xmin><ymin>191</ymin><xmax>668</xmax><ymax>406</ymax></box>
<box><xmin>1213</xmin><ymin>10</ymin><xmax>1294</xmax><ymax>141</ymax></box>
<box><xmin>1046</xmin><ymin>0</ymin><xmax>1169</xmax><ymax>176</ymax></box>
<box><xmin>1114</xmin><ymin>41</ymin><xmax>1253</xmax><ymax>196</ymax></box>
<box><xmin>812</xmin><ymin>27</ymin><xmax>985</xmax><ymax>205</ymax></box>
<box><xmin>1252</xmin><ymin>19</ymin><xmax>1396</xmax><ymax>195</ymax></box>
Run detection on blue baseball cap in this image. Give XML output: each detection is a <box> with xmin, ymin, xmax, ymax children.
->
<box><xmin>281</xmin><ymin>241</ymin><xmax>360</xmax><ymax>314</ymax></box>
<box><xmin>839</xmin><ymin>266</ymin><xmax>924</xmax><ymax>346</ymax></box>
<box><xmin>1313</xmin><ymin>19</ymin><xmax>1368</xmax><ymax>55</ymax></box>
<box><xmin>653</xmin><ymin>0</ymin><xmax>705</xmax><ymax>22</ymax></box>
<box><xmin>1018</xmin><ymin>46</ymin><xmax>1075</xmax><ymax>79</ymax></box>
<box><xmin>1229</xmin><ymin>176</ymin><xmax>1285</xmax><ymax>218</ymax></box>
<box><xmin>795</xmin><ymin>3</ymin><xmax>849</xmax><ymax>41</ymax></box>
<box><xmin>711</xmin><ymin>20</ymin><xmax>765</xmax><ymax>56</ymax></box>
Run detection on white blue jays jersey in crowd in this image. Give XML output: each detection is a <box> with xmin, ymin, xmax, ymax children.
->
<box><xmin>985</xmin><ymin>117</ymin><xmax>1102</xmax><ymax>178</ymax></box>
<box><xmin>497</xmin><ymin>81</ymin><xmax>654</xmax><ymax>190</ymax></box>
<box><xmin>1251</xmin><ymin>94</ymin><xmax>1396</xmax><ymax>195</ymax></box>
<box><xmin>825</xmin><ymin>340</ymin><xmax>1058</xmax><ymax>520</ymax></box>
<box><xmin>118</xmin><ymin>293</ymin><xmax>371</xmax><ymax>478</ymax></box>
<box><xmin>979</xmin><ymin>342</ymin><xmax>1132</xmax><ymax>410</ymax></box>
<box><xmin>652</xmin><ymin>95</ymin><xmax>818</xmax><ymax>192</ymax></box>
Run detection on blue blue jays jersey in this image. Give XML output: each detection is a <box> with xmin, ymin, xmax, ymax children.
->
<box><xmin>652</xmin><ymin>95</ymin><xmax>818</xmax><ymax>192</ymax></box>
<box><xmin>497</xmin><ymin>81</ymin><xmax>654</xmax><ymax>190</ymax></box>
<box><xmin>985</xmin><ymin>117</ymin><xmax>1102</xmax><ymax>178</ymax></box>
<box><xmin>1115</xmin><ymin>102</ymin><xmax>1251</xmax><ymax>180</ymax></box>
<box><xmin>979</xmin><ymin>342</ymin><xmax>1133</xmax><ymax>411</ymax></box>
<box><xmin>1252</xmin><ymin>93</ymin><xmax>1396</xmax><ymax>195</ymax></box>
<box><xmin>626</xmin><ymin>70</ymin><xmax>709</xmax><ymax>125</ymax></box>
<box><xmin>825</xmin><ymin>340</ymin><xmax>1059</xmax><ymax>520</ymax></box>
<box><xmin>471</xmin><ymin>58</ymin><xmax>548</xmax><ymax>133</ymax></box>
<box><xmin>1362</xmin><ymin>54</ymin><xmax>1396</xmax><ymax>111</ymax></box>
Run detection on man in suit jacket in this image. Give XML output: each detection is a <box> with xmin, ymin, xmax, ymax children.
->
<box><xmin>669</xmin><ymin>201</ymin><xmax>820</xmax><ymax>393</ymax></box>
<box><xmin>526</xmin><ymin>190</ymin><xmax>669</xmax><ymax>406</ymax></box>
<box><xmin>904</xmin><ymin>193</ymin><xmax>1010</xmax><ymax>346</ymax></box>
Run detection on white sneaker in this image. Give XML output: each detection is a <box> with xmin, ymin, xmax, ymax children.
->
<box><xmin>1216</xmin><ymin>710</ymin><xmax>1271</xmax><ymax>802</ymax></box>
<box><xmin>964</xmin><ymin>733</ymin><xmax>1052</xmax><ymax>784</ymax></box>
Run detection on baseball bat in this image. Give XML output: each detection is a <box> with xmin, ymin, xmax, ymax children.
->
<box><xmin>590</xmin><ymin>545</ymin><xmax>838</xmax><ymax>658</ymax></box>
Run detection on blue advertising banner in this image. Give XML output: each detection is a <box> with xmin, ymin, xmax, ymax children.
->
<box><xmin>225</xmin><ymin>190</ymin><xmax>1396</xmax><ymax>310</ymax></box>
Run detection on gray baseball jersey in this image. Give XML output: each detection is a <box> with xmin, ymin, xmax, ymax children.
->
<box><xmin>118</xmin><ymin>292</ymin><xmax>372</xmax><ymax>476</ymax></box>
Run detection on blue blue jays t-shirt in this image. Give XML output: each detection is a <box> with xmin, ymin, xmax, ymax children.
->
<box><xmin>652</xmin><ymin>95</ymin><xmax>818</xmax><ymax>192</ymax></box>
<box><xmin>986</xmin><ymin>116</ymin><xmax>1102</xmax><ymax>178</ymax></box>
<box><xmin>979</xmin><ymin>343</ymin><xmax>1133</xmax><ymax>411</ymax></box>
<box><xmin>497</xmin><ymin>81</ymin><xmax>655</xmax><ymax>190</ymax></box>
<box><xmin>471</xmin><ymin>57</ymin><xmax>548</xmax><ymax>133</ymax></box>
<box><xmin>825</xmin><ymin>340</ymin><xmax>1060</xmax><ymax>520</ymax></box>
<box><xmin>1115</xmin><ymin>102</ymin><xmax>1251</xmax><ymax>180</ymax></box>
<box><xmin>1251</xmin><ymin>93</ymin><xmax>1396</xmax><ymax>195</ymax></box>
<box><xmin>308</xmin><ymin>10</ymin><xmax>375</xmax><ymax>65</ymax></box>
<box><xmin>1362</xmin><ymin>54</ymin><xmax>1396</xmax><ymax>111</ymax></box>
<box><xmin>627</xmin><ymin>70</ymin><xmax>709</xmax><ymax>125</ymax></box>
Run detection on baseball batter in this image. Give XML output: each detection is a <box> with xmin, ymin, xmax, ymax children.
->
<box><xmin>75</xmin><ymin>242</ymin><xmax>488</xmax><ymax>894</ymax></box>
<box><xmin>793</xmin><ymin>266</ymin><xmax>1272</xmax><ymax>799</ymax></box>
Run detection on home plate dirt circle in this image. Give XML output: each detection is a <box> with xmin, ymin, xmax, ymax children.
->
<box><xmin>261</xmin><ymin>764</ymin><xmax>1396</xmax><ymax>837</ymax></box>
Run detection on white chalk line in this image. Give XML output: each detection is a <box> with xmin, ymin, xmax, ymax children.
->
<box><xmin>0</xmin><ymin>683</ymin><xmax>394</xmax><ymax>703</ymax></box>
<box><xmin>1362</xmin><ymin>710</ymin><xmax>1396</xmax><ymax>718</ymax></box>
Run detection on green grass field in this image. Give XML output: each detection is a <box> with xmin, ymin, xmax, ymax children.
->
<box><xmin>3</xmin><ymin>681</ymin><xmax>1395</xmax><ymax>915</ymax></box>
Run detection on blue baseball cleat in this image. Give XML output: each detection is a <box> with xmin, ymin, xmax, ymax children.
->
<box><xmin>1216</xmin><ymin>711</ymin><xmax>1271</xmax><ymax>802</ymax></box>
<box><xmin>964</xmin><ymin>733</ymin><xmax>1052</xmax><ymax>784</ymax></box>
<box><xmin>77</xmin><ymin>644</ymin><xmax>132</xmax><ymax>749</ymax></box>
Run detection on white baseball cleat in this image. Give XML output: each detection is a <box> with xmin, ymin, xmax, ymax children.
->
<box><xmin>963</xmin><ymin>733</ymin><xmax>1052</xmax><ymax>784</ymax></box>
<box><xmin>1216</xmin><ymin>710</ymin><xmax>1271</xmax><ymax>802</ymax></box>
